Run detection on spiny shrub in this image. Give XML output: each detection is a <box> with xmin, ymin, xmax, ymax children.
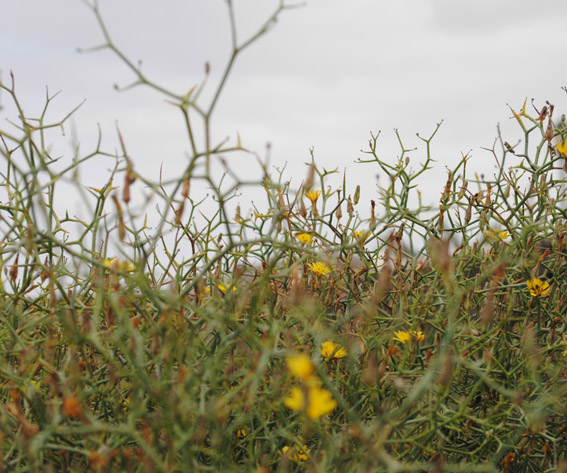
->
<box><xmin>1</xmin><ymin>2</ymin><xmax>567</xmax><ymax>472</ymax></box>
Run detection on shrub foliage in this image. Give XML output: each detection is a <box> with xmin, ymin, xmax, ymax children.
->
<box><xmin>1</xmin><ymin>2</ymin><xmax>567</xmax><ymax>472</ymax></box>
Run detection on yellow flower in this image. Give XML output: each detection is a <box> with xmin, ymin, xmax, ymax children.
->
<box><xmin>236</xmin><ymin>429</ymin><xmax>247</xmax><ymax>437</ymax></box>
<box><xmin>393</xmin><ymin>330</ymin><xmax>424</xmax><ymax>345</ymax></box>
<box><xmin>413</xmin><ymin>330</ymin><xmax>425</xmax><ymax>342</ymax></box>
<box><xmin>305</xmin><ymin>190</ymin><xmax>321</xmax><ymax>204</ymax></box>
<box><xmin>353</xmin><ymin>230</ymin><xmax>370</xmax><ymax>244</ymax></box>
<box><xmin>393</xmin><ymin>331</ymin><xmax>411</xmax><ymax>344</ymax></box>
<box><xmin>121</xmin><ymin>397</ymin><xmax>130</xmax><ymax>412</ymax></box>
<box><xmin>218</xmin><ymin>283</ymin><xmax>237</xmax><ymax>293</ymax></box>
<box><xmin>320</xmin><ymin>341</ymin><xmax>347</xmax><ymax>359</ymax></box>
<box><xmin>526</xmin><ymin>278</ymin><xmax>551</xmax><ymax>297</ymax></box>
<box><xmin>296</xmin><ymin>233</ymin><xmax>313</xmax><ymax>244</ymax></box>
<box><xmin>286</xmin><ymin>354</ymin><xmax>314</xmax><ymax>380</ymax></box>
<box><xmin>483</xmin><ymin>229</ymin><xmax>511</xmax><ymax>241</ymax></box>
<box><xmin>103</xmin><ymin>257</ymin><xmax>116</xmax><ymax>268</ymax></box>
<box><xmin>281</xmin><ymin>445</ymin><xmax>310</xmax><ymax>462</ymax></box>
<box><xmin>308</xmin><ymin>261</ymin><xmax>331</xmax><ymax>276</ymax></box>
<box><xmin>283</xmin><ymin>385</ymin><xmax>337</xmax><ymax>419</ymax></box>
<box><xmin>557</xmin><ymin>141</ymin><xmax>567</xmax><ymax>158</ymax></box>
<box><xmin>103</xmin><ymin>257</ymin><xmax>135</xmax><ymax>272</ymax></box>
<box><xmin>21</xmin><ymin>379</ymin><xmax>41</xmax><ymax>395</ymax></box>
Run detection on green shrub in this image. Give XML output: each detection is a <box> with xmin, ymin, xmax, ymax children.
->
<box><xmin>1</xmin><ymin>2</ymin><xmax>567</xmax><ymax>472</ymax></box>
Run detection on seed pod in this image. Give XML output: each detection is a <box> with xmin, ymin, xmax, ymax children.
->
<box><xmin>545</xmin><ymin>118</ymin><xmax>554</xmax><ymax>143</ymax></box>
<box><xmin>10</xmin><ymin>254</ymin><xmax>19</xmax><ymax>282</ymax></box>
<box><xmin>441</xmin><ymin>171</ymin><xmax>452</xmax><ymax>202</ymax></box>
<box><xmin>118</xmin><ymin>217</ymin><xmax>126</xmax><ymax>241</ymax></box>
<box><xmin>465</xmin><ymin>201</ymin><xmax>472</xmax><ymax>224</ymax></box>
<box><xmin>347</xmin><ymin>198</ymin><xmax>354</xmax><ymax>216</ymax></box>
<box><xmin>278</xmin><ymin>191</ymin><xmax>285</xmax><ymax>210</ymax></box>
<box><xmin>538</xmin><ymin>105</ymin><xmax>548</xmax><ymax>122</ymax></box>
<box><xmin>123</xmin><ymin>168</ymin><xmax>136</xmax><ymax>204</ymax></box>
<box><xmin>299</xmin><ymin>198</ymin><xmax>307</xmax><ymax>218</ymax></box>
<box><xmin>123</xmin><ymin>179</ymin><xmax>130</xmax><ymax>204</ymax></box>
<box><xmin>354</xmin><ymin>185</ymin><xmax>360</xmax><ymax>205</ymax></box>
<box><xmin>25</xmin><ymin>225</ymin><xmax>34</xmax><ymax>253</ymax></box>
<box><xmin>174</xmin><ymin>201</ymin><xmax>185</xmax><ymax>225</ymax></box>
<box><xmin>437</xmin><ymin>209</ymin><xmax>444</xmax><ymax>233</ymax></box>
<box><xmin>112</xmin><ymin>194</ymin><xmax>126</xmax><ymax>240</ymax></box>
<box><xmin>540</xmin><ymin>174</ymin><xmax>547</xmax><ymax>190</ymax></box>
<box><xmin>40</xmin><ymin>257</ymin><xmax>50</xmax><ymax>283</ymax></box>
<box><xmin>457</xmin><ymin>180</ymin><xmax>468</xmax><ymax>200</ymax></box>
<box><xmin>484</xmin><ymin>185</ymin><xmax>492</xmax><ymax>207</ymax></box>
<box><xmin>336</xmin><ymin>203</ymin><xmax>342</xmax><ymax>221</ymax></box>
<box><xmin>182</xmin><ymin>178</ymin><xmax>190</xmax><ymax>199</ymax></box>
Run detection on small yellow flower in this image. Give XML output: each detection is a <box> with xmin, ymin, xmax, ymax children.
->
<box><xmin>218</xmin><ymin>283</ymin><xmax>237</xmax><ymax>293</ymax></box>
<box><xmin>320</xmin><ymin>341</ymin><xmax>347</xmax><ymax>359</ymax></box>
<box><xmin>393</xmin><ymin>331</ymin><xmax>411</xmax><ymax>345</ymax></box>
<box><xmin>483</xmin><ymin>229</ymin><xmax>511</xmax><ymax>241</ymax></box>
<box><xmin>296</xmin><ymin>233</ymin><xmax>313</xmax><ymax>244</ymax></box>
<box><xmin>305</xmin><ymin>386</ymin><xmax>338</xmax><ymax>419</ymax></box>
<box><xmin>308</xmin><ymin>261</ymin><xmax>331</xmax><ymax>276</ymax></box>
<box><xmin>526</xmin><ymin>278</ymin><xmax>551</xmax><ymax>297</ymax></box>
<box><xmin>236</xmin><ymin>429</ymin><xmax>247</xmax><ymax>438</ymax></box>
<box><xmin>305</xmin><ymin>190</ymin><xmax>321</xmax><ymax>204</ymax></box>
<box><xmin>286</xmin><ymin>354</ymin><xmax>314</xmax><ymax>380</ymax></box>
<box><xmin>21</xmin><ymin>379</ymin><xmax>41</xmax><ymax>395</ymax></box>
<box><xmin>413</xmin><ymin>330</ymin><xmax>425</xmax><ymax>342</ymax></box>
<box><xmin>283</xmin><ymin>387</ymin><xmax>305</xmax><ymax>412</ymax></box>
<box><xmin>562</xmin><ymin>342</ymin><xmax>567</xmax><ymax>358</ymax></box>
<box><xmin>557</xmin><ymin>141</ymin><xmax>567</xmax><ymax>158</ymax></box>
<box><xmin>393</xmin><ymin>330</ymin><xmax>424</xmax><ymax>345</ymax></box>
<box><xmin>121</xmin><ymin>397</ymin><xmax>130</xmax><ymax>412</ymax></box>
<box><xmin>281</xmin><ymin>445</ymin><xmax>310</xmax><ymax>462</ymax></box>
<box><xmin>283</xmin><ymin>385</ymin><xmax>337</xmax><ymax>419</ymax></box>
<box><xmin>103</xmin><ymin>257</ymin><xmax>135</xmax><ymax>272</ymax></box>
<box><xmin>353</xmin><ymin>230</ymin><xmax>370</xmax><ymax>244</ymax></box>
<box><xmin>195</xmin><ymin>286</ymin><xmax>211</xmax><ymax>301</ymax></box>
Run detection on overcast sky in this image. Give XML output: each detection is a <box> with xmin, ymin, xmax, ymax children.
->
<box><xmin>1</xmin><ymin>0</ymin><xmax>566</xmax><ymax>215</ymax></box>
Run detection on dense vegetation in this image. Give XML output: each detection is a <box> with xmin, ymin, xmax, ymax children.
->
<box><xmin>1</xmin><ymin>2</ymin><xmax>567</xmax><ymax>472</ymax></box>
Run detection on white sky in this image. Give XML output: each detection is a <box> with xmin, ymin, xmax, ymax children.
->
<box><xmin>1</xmin><ymin>0</ymin><xmax>566</xmax><ymax>217</ymax></box>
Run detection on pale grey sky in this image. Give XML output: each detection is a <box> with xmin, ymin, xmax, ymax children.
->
<box><xmin>1</xmin><ymin>0</ymin><xmax>566</xmax><ymax>214</ymax></box>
